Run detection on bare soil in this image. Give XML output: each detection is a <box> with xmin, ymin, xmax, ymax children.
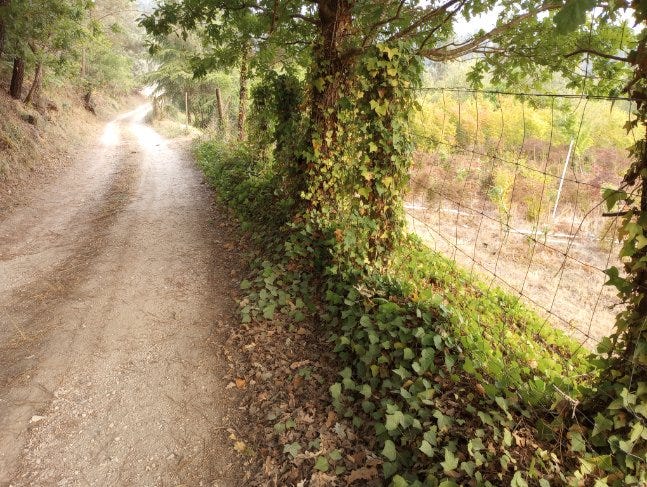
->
<box><xmin>0</xmin><ymin>105</ymin><xmax>248</xmax><ymax>485</ymax></box>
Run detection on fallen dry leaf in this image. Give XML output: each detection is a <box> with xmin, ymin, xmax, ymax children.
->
<box><xmin>347</xmin><ymin>465</ymin><xmax>378</xmax><ymax>484</ymax></box>
<box><xmin>236</xmin><ymin>378</ymin><xmax>247</xmax><ymax>389</ymax></box>
<box><xmin>325</xmin><ymin>411</ymin><xmax>337</xmax><ymax>428</ymax></box>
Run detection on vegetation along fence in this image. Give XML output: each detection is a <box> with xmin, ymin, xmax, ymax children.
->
<box><xmin>406</xmin><ymin>87</ymin><xmax>638</xmax><ymax>353</ymax></box>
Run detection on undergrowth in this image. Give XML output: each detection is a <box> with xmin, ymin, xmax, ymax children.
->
<box><xmin>192</xmin><ymin>139</ymin><xmax>636</xmax><ymax>487</ymax></box>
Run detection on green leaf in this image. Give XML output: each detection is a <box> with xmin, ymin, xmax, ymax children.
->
<box><xmin>262</xmin><ymin>303</ymin><xmax>276</xmax><ymax>320</ymax></box>
<box><xmin>604</xmin><ymin>266</ymin><xmax>633</xmax><ymax>294</ymax></box>
<box><xmin>385</xmin><ymin>410</ymin><xmax>404</xmax><ymax>431</ymax></box>
<box><xmin>329</xmin><ymin>449</ymin><xmax>342</xmax><ymax>461</ymax></box>
<box><xmin>569</xmin><ymin>431</ymin><xmax>586</xmax><ymax>453</ymax></box>
<box><xmin>382</xmin><ymin>440</ymin><xmax>397</xmax><ymax>461</ymax></box>
<box><xmin>441</xmin><ymin>448</ymin><xmax>459</xmax><ymax>472</ymax></box>
<box><xmin>391</xmin><ymin>475</ymin><xmax>408</xmax><ymax>487</ymax></box>
<box><xmin>283</xmin><ymin>442</ymin><xmax>301</xmax><ymax>458</ymax></box>
<box><xmin>360</xmin><ymin>384</ymin><xmax>372</xmax><ymax>398</ymax></box>
<box><xmin>240</xmin><ymin>279</ymin><xmax>252</xmax><ymax>290</ymax></box>
<box><xmin>314</xmin><ymin>456</ymin><xmax>329</xmax><ymax>472</ymax></box>
<box><xmin>554</xmin><ymin>0</ymin><xmax>596</xmax><ymax>34</ymax></box>
<box><xmin>330</xmin><ymin>382</ymin><xmax>342</xmax><ymax>400</ymax></box>
<box><xmin>313</xmin><ymin>77</ymin><xmax>325</xmax><ymax>92</ymax></box>
<box><xmin>511</xmin><ymin>471</ymin><xmax>529</xmax><ymax>487</ymax></box>
<box><xmin>419</xmin><ymin>440</ymin><xmax>434</xmax><ymax>457</ymax></box>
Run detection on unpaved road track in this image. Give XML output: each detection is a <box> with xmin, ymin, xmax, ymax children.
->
<box><xmin>0</xmin><ymin>106</ymin><xmax>242</xmax><ymax>486</ymax></box>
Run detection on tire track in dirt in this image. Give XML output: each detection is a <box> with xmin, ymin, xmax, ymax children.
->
<box><xmin>0</xmin><ymin>141</ymin><xmax>142</xmax><ymax>388</ymax></box>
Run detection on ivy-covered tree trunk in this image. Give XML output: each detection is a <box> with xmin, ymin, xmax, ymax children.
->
<box><xmin>9</xmin><ymin>57</ymin><xmax>24</xmax><ymax>99</ymax></box>
<box><xmin>351</xmin><ymin>45</ymin><xmax>420</xmax><ymax>265</ymax></box>
<box><xmin>24</xmin><ymin>61</ymin><xmax>43</xmax><ymax>105</ymax></box>
<box><xmin>237</xmin><ymin>43</ymin><xmax>250</xmax><ymax>142</ymax></box>
<box><xmin>300</xmin><ymin>0</ymin><xmax>356</xmax><ymax>270</ymax></box>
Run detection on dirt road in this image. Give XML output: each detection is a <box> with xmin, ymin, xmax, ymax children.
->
<box><xmin>0</xmin><ymin>105</ymin><xmax>243</xmax><ymax>485</ymax></box>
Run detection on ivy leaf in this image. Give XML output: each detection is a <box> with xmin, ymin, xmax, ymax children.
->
<box><xmin>329</xmin><ymin>449</ymin><xmax>343</xmax><ymax>461</ymax></box>
<box><xmin>382</xmin><ymin>440</ymin><xmax>397</xmax><ymax>461</ymax></box>
<box><xmin>283</xmin><ymin>442</ymin><xmax>301</xmax><ymax>458</ymax></box>
<box><xmin>440</xmin><ymin>448</ymin><xmax>459</xmax><ymax>472</ymax></box>
<box><xmin>385</xmin><ymin>410</ymin><xmax>404</xmax><ymax>431</ymax></box>
<box><xmin>391</xmin><ymin>475</ymin><xmax>408</xmax><ymax>487</ymax></box>
<box><xmin>313</xmin><ymin>77</ymin><xmax>325</xmax><ymax>92</ymax></box>
<box><xmin>602</xmin><ymin>187</ymin><xmax>628</xmax><ymax>211</ymax></box>
<box><xmin>635</xmin><ymin>234</ymin><xmax>647</xmax><ymax>250</ymax></box>
<box><xmin>330</xmin><ymin>382</ymin><xmax>342</xmax><ymax>400</ymax></box>
<box><xmin>314</xmin><ymin>456</ymin><xmax>329</xmax><ymax>472</ymax></box>
<box><xmin>510</xmin><ymin>471</ymin><xmax>529</xmax><ymax>487</ymax></box>
<box><xmin>603</xmin><ymin>267</ymin><xmax>633</xmax><ymax>294</ymax></box>
<box><xmin>262</xmin><ymin>303</ymin><xmax>276</xmax><ymax>319</ymax></box>
<box><xmin>419</xmin><ymin>439</ymin><xmax>434</xmax><ymax>457</ymax></box>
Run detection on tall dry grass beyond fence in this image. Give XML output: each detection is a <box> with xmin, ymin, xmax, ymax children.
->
<box><xmin>406</xmin><ymin>87</ymin><xmax>640</xmax><ymax>350</ymax></box>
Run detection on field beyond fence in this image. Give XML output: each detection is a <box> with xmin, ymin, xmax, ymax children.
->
<box><xmin>406</xmin><ymin>87</ymin><xmax>638</xmax><ymax>349</ymax></box>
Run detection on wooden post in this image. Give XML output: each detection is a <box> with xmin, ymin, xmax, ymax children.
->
<box><xmin>215</xmin><ymin>87</ymin><xmax>225</xmax><ymax>131</ymax></box>
<box><xmin>185</xmin><ymin>91</ymin><xmax>189</xmax><ymax>133</ymax></box>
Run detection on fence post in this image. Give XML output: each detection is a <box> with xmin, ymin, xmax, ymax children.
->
<box><xmin>185</xmin><ymin>91</ymin><xmax>189</xmax><ymax>133</ymax></box>
<box><xmin>551</xmin><ymin>138</ymin><xmax>574</xmax><ymax>222</ymax></box>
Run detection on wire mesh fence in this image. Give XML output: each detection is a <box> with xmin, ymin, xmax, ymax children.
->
<box><xmin>405</xmin><ymin>87</ymin><xmax>639</xmax><ymax>352</ymax></box>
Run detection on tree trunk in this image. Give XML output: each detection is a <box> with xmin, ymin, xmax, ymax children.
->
<box><xmin>311</xmin><ymin>0</ymin><xmax>354</xmax><ymax>141</ymax></box>
<box><xmin>305</xmin><ymin>0</ymin><xmax>355</xmax><ymax>213</ymax></box>
<box><xmin>237</xmin><ymin>43</ymin><xmax>250</xmax><ymax>142</ymax></box>
<box><xmin>24</xmin><ymin>61</ymin><xmax>43</xmax><ymax>105</ymax></box>
<box><xmin>9</xmin><ymin>57</ymin><xmax>24</xmax><ymax>99</ymax></box>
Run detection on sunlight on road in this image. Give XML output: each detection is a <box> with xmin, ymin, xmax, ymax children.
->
<box><xmin>128</xmin><ymin>104</ymin><xmax>167</xmax><ymax>150</ymax></box>
<box><xmin>100</xmin><ymin>121</ymin><xmax>119</xmax><ymax>147</ymax></box>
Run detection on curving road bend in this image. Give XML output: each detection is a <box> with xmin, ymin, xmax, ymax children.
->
<box><xmin>0</xmin><ymin>105</ymin><xmax>242</xmax><ymax>486</ymax></box>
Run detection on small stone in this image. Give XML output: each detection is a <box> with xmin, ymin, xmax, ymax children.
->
<box><xmin>29</xmin><ymin>415</ymin><xmax>46</xmax><ymax>424</ymax></box>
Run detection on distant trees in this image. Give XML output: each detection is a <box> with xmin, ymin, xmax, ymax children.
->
<box><xmin>0</xmin><ymin>0</ymin><xmax>141</xmax><ymax>105</ymax></box>
<box><xmin>143</xmin><ymin>34</ymin><xmax>240</xmax><ymax>135</ymax></box>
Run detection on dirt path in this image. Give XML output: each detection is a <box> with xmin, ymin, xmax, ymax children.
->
<box><xmin>0</xmin><ymin>105</ymin><xmax>244</xmax><ymax>486</ymax></box>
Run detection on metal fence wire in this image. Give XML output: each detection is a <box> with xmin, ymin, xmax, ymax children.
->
<box><xmin>405</xmin><ymin>87</ymin><xmax>641</xmax><ymax>352</ymax></box>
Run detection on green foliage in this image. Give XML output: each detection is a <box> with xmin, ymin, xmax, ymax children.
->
<box><xmin>249</xmin><ymin>71</ymin><xmax>307</xmax><ymax>195</ymax></box>
<box><xmin>143</xmin><ymin>34</ymin><xmax>240</xmax><ymax>129</ymax></box>
<box><xmin>303</xmin><ymin>43</ymin><xmax>422</xmax><ymax>277</ymax></box>
<box><xmin>195</xmin><ymin>141</ymin><xmax>296</xmax><ymax>232</ymax></box>
<box><xmin>154</xmin><ymin>1</ymin><xmax>647</xmax><ymax>484</ymax></box>
<box><xmin>0</xmin><ymin>0</ymin><xmax>141</xmax><ymax>97</ymax></box>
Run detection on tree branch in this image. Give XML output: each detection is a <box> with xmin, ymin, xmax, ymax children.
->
<box><xmin>565</xmin><ymin>47</ymin><xmax>628</xmax><ymax>63</ymax></box>
<box><xmin>421</xmin><ymin>3</ymin><xmax>562</xmax><ymax>61</ymax></box>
